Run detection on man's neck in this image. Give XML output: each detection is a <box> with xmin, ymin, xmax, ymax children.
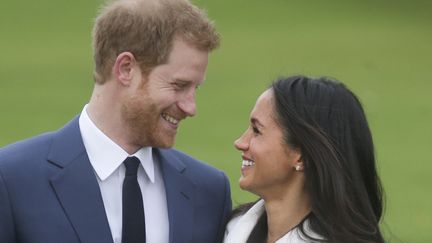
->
<box><xmin>87</xmin><ymin>85</ymin><xmax>141</xmax><ymax>155</ymax></box>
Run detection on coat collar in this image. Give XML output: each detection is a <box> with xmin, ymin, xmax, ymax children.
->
<box><xmin>223</xmin><ymin>199</ymin><xmax>321</xmax><ymax>243</ymax></box>
<box><xmin>48</xmin><ymin>117</ymin><xmax>114</xmax><ymax>243</ymax></box>
<box><xmin>154</xmin><ymin>148</ymin><xmax>196</xmax><ymax>243</ymax></box>
<box><xmin>223</xmin><ymin>199</ymin><xmax>265</xmax><ymax>243</ymax></box>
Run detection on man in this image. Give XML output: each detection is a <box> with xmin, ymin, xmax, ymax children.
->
<box><xmin>0</xmin><ymin>0</ymin><xmax>231</xmax><ymax>242</ymax></box>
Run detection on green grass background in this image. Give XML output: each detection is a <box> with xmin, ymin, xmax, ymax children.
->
<box><xmin>1</xmin><ymin>0</ymin><xmax>431</xmax><ymax>242</ymax></box>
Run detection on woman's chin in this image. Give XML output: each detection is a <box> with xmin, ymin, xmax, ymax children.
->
<box><xmin>239</xmin><ymin>177</ymin><xmax>253</xmax><ymax>192</ymax></box>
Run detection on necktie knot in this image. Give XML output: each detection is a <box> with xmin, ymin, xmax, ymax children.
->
<box><xmin>124</xmin><ymin>156</ymin><xmax>140</xmax><ymax>176</ymax></box>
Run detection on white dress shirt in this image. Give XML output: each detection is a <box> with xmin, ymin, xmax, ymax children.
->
<box><xmin>224</xmin><ymin>200</ymin><xmax>322</xmax><ymax>243</ymax></box>
<box><xmin>79</xmin><ymin>105</ymin><xmax>169</xmax><ymax>243</ymax></box>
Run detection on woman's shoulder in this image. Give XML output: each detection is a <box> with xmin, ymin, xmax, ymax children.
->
<box><xmin>224</xmin><ymin>199</ymin><xmax>266</xmax><ymax>243</ymax></box>
<box><xmin>225</xmin><ymin>214</ymin><xmax>242</xmax><ymax>235</ymax></box>
<box><xmin>276</xmin><ymin>219</ymin><xmax>324</xmax><ymax>243</ymax></box>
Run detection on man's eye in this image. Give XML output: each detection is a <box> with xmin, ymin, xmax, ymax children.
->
<box><xmin>173</xmin><ymin>82</ymin><xmax>189</xmax><ymax>90</ymax></box>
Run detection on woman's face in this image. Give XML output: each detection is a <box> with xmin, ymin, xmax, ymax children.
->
<box><xmin>234</xmin><ymin>89</ymin><xmax>302</xmax><ymax>198</ymax></box>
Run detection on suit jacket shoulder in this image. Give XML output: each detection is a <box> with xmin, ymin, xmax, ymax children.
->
<box><xmin>0</xmin><ymin>117</ymin><xmax>113</xmax><ymax>243</ymax></box>
<box><xmin>0</xmin><ymin>131</ymin><xmax>55</xmax><ymax>166</ymax></box>
<box><xmin>155</xmin><ymin>148</ymin><xmax>232</xmax><ymax>243</ymax></box>
<box><xmin>159</xmin><ymin>148</ymin><xmax>225</xmax><ymax>181</ymax></box>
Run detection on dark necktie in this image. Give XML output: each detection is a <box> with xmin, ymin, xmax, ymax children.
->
<box><xmin>122</xmin><ymin>156</ymin><xmax>146</xmax><ymax>243</ymax></box>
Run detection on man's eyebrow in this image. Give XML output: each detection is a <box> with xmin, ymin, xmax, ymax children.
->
<box><xmin>174</xmin><ymin>78</ymin><xmax>202</xmax><ymax>85</ymax></box>
<box><xmin>173</xmin><ymin>79</ymin><xmax>190</xmax><ymax>83</ymax></box>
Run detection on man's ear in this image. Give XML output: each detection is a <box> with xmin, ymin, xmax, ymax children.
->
<box><xmin>112</xmin><ymin>52</ymin><xmax>138</xmax><ymax>86</ymax></box>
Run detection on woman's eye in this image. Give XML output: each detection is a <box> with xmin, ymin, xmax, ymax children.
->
<box><xmin>252</xmin><ymin>126</ymin><xmax>260</xmax><ymax>135</ymax></box>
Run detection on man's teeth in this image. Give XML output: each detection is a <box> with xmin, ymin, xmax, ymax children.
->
<box><xmin>162</xmin><ymin>114</ymin><xmax>179</xmax><ymax>125</ymax></box>
<box><xmin>242</xmin><ymin>160</ymin><xmax>255</xmax><ymax>167</ymax></box>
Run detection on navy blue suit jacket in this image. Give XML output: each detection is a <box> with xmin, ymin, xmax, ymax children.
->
<box><xmin>0</xmin><ymin>117</ymin><xmax>232</xmax><ymax>243</ymax></box>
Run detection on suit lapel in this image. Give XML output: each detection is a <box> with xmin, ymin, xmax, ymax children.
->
<box><xmin>48</xmin><ymin>117</ymin><xmax>113</xmax><ymax>243</ymax></box>
<box><xmin>156</xmin><ymin>149</ymin><xmax>196</xmax><ymax>243</ymax></box>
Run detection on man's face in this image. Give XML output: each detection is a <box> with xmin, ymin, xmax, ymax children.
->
<box><xmin>121</xmin><ymin>39</ymin><xmax>209</xmax><ymax>148</ymax></box>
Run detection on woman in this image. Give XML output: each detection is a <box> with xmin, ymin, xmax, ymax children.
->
<box><xmin>224</xmin><ymin>76</ymin><xmax>385</xmax><ymax>243</ymax></box>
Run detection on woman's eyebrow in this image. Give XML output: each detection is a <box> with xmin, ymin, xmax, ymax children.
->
<box><xmin>251</xmin><ymin>117</ymin><xmax>264</xmax><ymax>128</ymax></box>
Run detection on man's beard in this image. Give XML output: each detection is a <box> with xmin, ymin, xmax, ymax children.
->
<box><xmin>121</xmin><ymin>95</ymin><xmax>166</xmax><ymax>148</ymax></box>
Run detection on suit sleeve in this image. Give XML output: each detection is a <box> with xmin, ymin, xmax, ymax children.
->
<box><xmin>215</xmin><ymin>172</ymin><xmax>232</xmax><ymax>243</ymax></box>
<box><xmin>0</xmin><ymin>169</ymin><xmax>17</xmax><ymax>242</ymax></box>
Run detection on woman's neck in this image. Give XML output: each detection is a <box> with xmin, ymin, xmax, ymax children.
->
<box><xmin>263</xmin><ymin>185</ymin><xmax>311</xmax><ymax>243</ymax></box>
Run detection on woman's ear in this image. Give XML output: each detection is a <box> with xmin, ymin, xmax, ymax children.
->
<box><xmin>293</xmin><ymin>154</ymin><xmax>304</xmax><ymax>172</ymax></box>
<box><xmin>294</xmin><ymin>162</ymin><xmax>304</xmax><ymax>172</ymax></box>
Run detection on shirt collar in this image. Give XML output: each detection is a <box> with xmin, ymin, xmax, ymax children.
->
<box><xmin>79</xmin><ymin>104</ymin><xmax>155</xmax><ymax>182</ymax></box>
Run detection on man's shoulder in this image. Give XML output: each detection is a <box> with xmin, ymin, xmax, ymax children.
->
<box><xmin>0</xmin><ymin>116</ymin><xmax>80</xmax><ymax>167</ymax></box>
<box><xmin>0</xmin><ymin>131</ymin><xmax>56</xmax><ymax>169</ymax></box>
<box><xmin>0</xmin><ymin>133</ymin><xmax>58</xmax><ymax>189</ymax></box>
<box><xmin>0</xmin><ymin>132</ymin><xmax>59</xmax><ymax>195</ymax></box>
<box><xmin>157</xmin><ymin>148</ymin><xmax>222</xmax><ymax>173</ymax></box>
<box><xmin>0</xmin><ymin>132</ymin><xmax>55</xmax><ymax>156</ymax></box>
<box><xmin>157</xmin><ymin>148</ymin><xmax>230</xmax><ymax>207</ymax></box>
<box><xmin>155</xmin><ymin>147</ymin><xmax>229</xmax><ymax>187</ymax></box>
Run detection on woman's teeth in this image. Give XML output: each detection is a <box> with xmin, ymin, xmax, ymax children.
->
<box><xmin>242</xmin><ymin>160</ymin><xmax>255</xmax><ymax>167</ymax></box>
<box><xmin>162</xmin><ymin>113</ymin><xmax>179</xmax><ymax>125</ymax></box>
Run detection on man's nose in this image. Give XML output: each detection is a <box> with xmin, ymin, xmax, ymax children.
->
<box><xmin>178</xmin><ymin>90</ymin><xmax>196</xmax><ymax>117</ymax></box>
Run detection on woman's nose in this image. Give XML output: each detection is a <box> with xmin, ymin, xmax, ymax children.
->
<box><xmin>234</xmin><ymin>131</ymin><xmax>249</xmax><ymax>151</ymax></box>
